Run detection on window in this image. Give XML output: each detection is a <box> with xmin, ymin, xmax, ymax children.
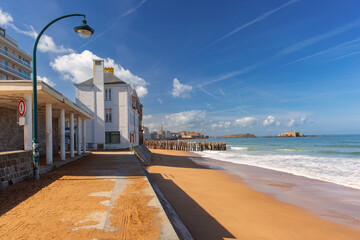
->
<box><xmin>23</xmin><ymin>71</ymin><xmax>30</xmax><ymax>78</ymax></box>
<box><xmin>105</xmin><ymin>88</ymin><xmax>112</xmax><ymax>101</ymax></box>
<box><xmin>105</xmin><ymin>108</ymin><xmax>112</xmax><ymax>122</ymax></box>
<box><xmin>130</xmin><ymin>132</ymin><xmax>137</xmax><ymax>144</ymax></box>
<box><xmin>18</xmin><ymin>68</ymin><xmax>22</xmax><ymax>73</ymax></box>
<box><xmin>105</xmin><ymin>131</ymin><xmax>120</xmax><ymax>144</ymax></box>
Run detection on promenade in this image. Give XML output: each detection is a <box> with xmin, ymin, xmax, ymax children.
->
<box><xmin>0</xmin><ymin>152</ymin><xmax>177</xmax><ymax>240</ymax></box>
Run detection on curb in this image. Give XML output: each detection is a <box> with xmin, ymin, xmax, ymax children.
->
<box><xmin>142</xmin><ymin>166</ymin><xmax>194</xmax><ymax>240</ymax></box>
<box><xmin>40</xmin><ymin>153</ymin><xmax>91</xmax><ymax>175</ymax></box>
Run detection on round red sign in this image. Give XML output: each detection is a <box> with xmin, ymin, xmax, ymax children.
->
<box><xmin>18</xmin><ymin>99</ymin><xmax>26</xmax><ymax>117</ymax></box>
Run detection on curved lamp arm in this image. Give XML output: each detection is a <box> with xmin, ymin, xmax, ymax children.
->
<box><xmin>32</xmin><ymin>14</ymin><xmax>86</xmax><ymax>180</ymax></box>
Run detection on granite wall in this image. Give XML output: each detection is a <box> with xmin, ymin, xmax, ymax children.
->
<box><xmin>0</xmin><ymin>150</ymin><xmax>32</xmax><ymax>190</ymax></box>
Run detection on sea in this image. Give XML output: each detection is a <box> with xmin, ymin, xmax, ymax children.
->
<box><xmin>193</xmin><ymin>135</ymin><xmax>360</xmax><ymax>190</ymax></box>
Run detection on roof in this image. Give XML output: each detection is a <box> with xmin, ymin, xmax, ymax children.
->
<box><xmin>0</xmin><ymin>80</ymin><xmax>93</xmax><ymax>120</ymax></box>
<box><xmin>75</xmin><ymin>72</ymin><xmax>126</xmax><ymax>86</ymax></box>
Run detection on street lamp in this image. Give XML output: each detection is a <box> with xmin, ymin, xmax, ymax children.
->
<box><xmin>32</xmin><ymin>14</ymin><xmax>94</xmax><ymax>180</ymax></box>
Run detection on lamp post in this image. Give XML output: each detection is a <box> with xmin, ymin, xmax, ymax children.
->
<box><xmin>32</xmin><ymin>14</ymin><xmax>94</xmax><ymax>180</ymax></box>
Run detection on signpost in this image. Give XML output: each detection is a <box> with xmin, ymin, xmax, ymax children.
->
<box><xmin>18</xmin><ymin>100</ymin><xmax>26</xmax><ymax>126</ymax></box>
<box><xmin>18</xmin><ymin>99</ymin><xmax>26</xmax><ymax>117</ymax></box>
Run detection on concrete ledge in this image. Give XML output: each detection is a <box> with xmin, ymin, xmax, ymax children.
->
<box><xmin>40</xmin><ymin>152</ymin><xmax>91</xmax><ymax>175</ymax></box>
<box><xmin>133</xmin><ymin>145</ymin><xmax>151</xmax><ymax>166</ymax></box>
<box><xmin>142</xmin><ymin>167</ymin><xmax>194</xmax><ymax>240</ymax></box>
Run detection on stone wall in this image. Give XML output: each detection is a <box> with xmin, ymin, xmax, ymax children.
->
<box><xmin>0</xmin><ymin>107</ymin><xmax>24</xmax><ymax>152</ymax></box>
<box><xmin>0</xmin><ymin>150</ymin><xmax>32</xmax><ymax>190</ymax></box>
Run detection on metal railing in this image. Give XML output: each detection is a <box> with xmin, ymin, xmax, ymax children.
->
<box><xmin>0</xmin><ymin>63</ymin><xmax>31</xmax><ymax>80</ymax></box>
<box><xmin>0</xmin><ymin>48</ymin><xmax>32</xmax><ymax>69</ymax></box>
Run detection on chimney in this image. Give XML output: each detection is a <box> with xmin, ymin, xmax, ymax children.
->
<box><xmin>104</xmin><ymin>67</ymin><xmax>114</xmax><ymax>74</ymax></box>
<box><xmin>93</xmin><ymin>59</ymin><xmax>104</xmax><ymax>86</ymax></box>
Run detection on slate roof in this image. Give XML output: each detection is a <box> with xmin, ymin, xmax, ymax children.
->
<box><xmin>75</xmin><ymin>72</ymin><xmax>126</xmax><ymax>86</ymax></box>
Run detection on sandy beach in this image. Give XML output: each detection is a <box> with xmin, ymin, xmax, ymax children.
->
<box><xmin>146</xmin><ymin>149</ymin><xmax>360</xmax><ymax>240</ymax></box>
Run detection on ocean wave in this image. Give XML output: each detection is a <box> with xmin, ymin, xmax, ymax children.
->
<box><xmin>312</xmin><ymin>150</ymin><xmax>360</xmax><ymax>155</ymax></box>
<box><xmin>230</xmin><ymin>147</ymin><xmax>248</xmax><ymax>150</ymax></box>
<box><xmin>193</xmin><ymin>150</ymin><xmax>360</xmax><ymax>190</ymax></box>
<box><xmin>323</xmin><ymin>145</ymin><xmax>360</xmax><ymax>148</ymax></box>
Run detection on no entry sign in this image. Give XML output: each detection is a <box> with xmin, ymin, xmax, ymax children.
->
<box><xmin>18</xmin><ymin>99</ymin><xmax>26</xmax><ymax>117</ymax></box>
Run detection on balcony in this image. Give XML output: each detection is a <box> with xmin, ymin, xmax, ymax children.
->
<box><xmin>0</xmin><ymin>48</ymin><xmax>32</xmax><ymax>70</ymax></box>
<box><xmin>0</xmin><ymin>63</ymin><xmax>31</xmax><ymax>80</ymax></box>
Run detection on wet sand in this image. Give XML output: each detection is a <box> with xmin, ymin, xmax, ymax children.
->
<box><xmin>147</xmin><ymin>149</ymin><xmax>360</xmax><ymax>240</ymax></box>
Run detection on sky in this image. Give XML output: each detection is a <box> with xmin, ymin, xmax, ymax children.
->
<box><xmin>1</xmin><ymin>0</ymin><xmax>360</xmax><ymax>136</ymax></box>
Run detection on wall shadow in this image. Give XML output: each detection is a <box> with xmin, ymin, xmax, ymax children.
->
<box><xmin>150</xmin><ymin>173</ymin><xmax>235</xmax><ymax>240</ymax></box>
<box><xmin>150</xmin><ymin>152</ymin><xmax>225</xmax><ymax>170</ymax></box>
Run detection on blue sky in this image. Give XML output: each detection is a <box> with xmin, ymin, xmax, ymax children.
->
<box><xmin>1</xmin><ymin>0</ymin><xmax>360</xmax><ymax>136</ymax></box>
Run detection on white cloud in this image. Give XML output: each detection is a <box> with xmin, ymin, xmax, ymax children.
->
<box><xmin>143</xmin><ymin>115</ymin><xmax>152</xmax><ymax>121</ymax></box>
<box><xmin>37</xmin><ymin>35</ymin><xmax>74</xmax><ymax>54</ymax></box>
<box><xmin>233</xmin><ymin>117</ymin><xmax>258</xmax><ymax>128</ymax></box>
<box><xmin>157</xmin><ymin>98</ymin><xmax>163</xmax><ymax>104</ymax></box>
<box><xmin>287</xmin><ymin>119</ymin><xmax>295</xmax><ymax>127</ymax></box>
<box><xmin>38</xmin><ymin>75</ymin><xmax>55</xmax><ymax>87</ymax></box>
<box><xmin>171</xmin><ymin>78</ymin><xmax>193</xmax><ymax>98</ymax></box>
<box><xmin>263</xmin><ymin>115</ymin><xmax>280</xmax><ymax>127</ymax></box>
<box><xmin>164</xmin><ymin>110</ymin><xmax>206</xmax><ymax>130</ymax></box>
<box><xmin>0</xmin><ymin>8</ymin><xmax>13</xmax><ymax>26</ymax></box>
<box><xmin>50</xmin><ymin>50</ymin><xmax>149</xmax><ymax>97</ymax></box>
<box><xmin>287</xmin><ymin>116</ymin><xmax>307</xmax><ymax>127</ymax></box>
<box><xmin>211</xmin><ymin>121</ymin><xmax>231</xmax><ymax>129</ymax></box>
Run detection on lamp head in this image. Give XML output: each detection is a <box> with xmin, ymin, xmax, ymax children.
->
<box><xmin>74</xmin><ymin>18</ymin><xmax>94</xmax><ymax>38</ymax></box>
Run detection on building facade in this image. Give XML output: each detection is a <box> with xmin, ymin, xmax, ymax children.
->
<box><xmin>143</xmin><ymin>126</ymin><xmax>150</xmax><ymax>140</ymax></box>
<box><xmin>0</xmin><ymin>28</ymin><xmax>32</xmax><ymax>80</ymax></box>
<box><xmin>75</xmin><ymin>60</ymin><xmax>143</xmax><ymax>150</ymax></box>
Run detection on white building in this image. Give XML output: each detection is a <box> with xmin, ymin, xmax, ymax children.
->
<box><xmin>75</xmin><ymin>59</ymin><xmax>143</xmax><ymax>150</ymax></box>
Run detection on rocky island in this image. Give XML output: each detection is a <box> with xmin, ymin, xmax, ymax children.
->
<box><xmin>222</xmin><ymin>133</ymin><xmax>257</xmax><ymax>138</ymax></box>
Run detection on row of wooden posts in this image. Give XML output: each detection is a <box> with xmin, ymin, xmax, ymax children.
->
<box><xmin>144</xmin><ymin>140</ymin><xmax>227</xmax><ymax>151</ymax></box>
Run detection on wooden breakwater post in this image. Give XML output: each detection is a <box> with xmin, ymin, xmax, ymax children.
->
<box><xmin>144</xmin><ymin>140</ymin><xmax>226</xmax><ymax>151</ymax></box>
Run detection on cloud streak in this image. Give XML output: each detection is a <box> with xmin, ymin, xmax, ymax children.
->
<box><xmin>0</xmin><ymin>8</ymin><xmax>73</xmax><ymax>53</ymax></box>
<box><xmin>201</xmin><ymin>0</ymin><xmax>299</xmax><ymax>51</ymax></box>
<box><xmin>279</xmin><ymin>19</ymin><xmax>360</xmax><ymax>56</ymax></box>
<box><xmin>77</xmin><ymin>0</ymin><xmax>148</xmax><ymax>50</ymax></box>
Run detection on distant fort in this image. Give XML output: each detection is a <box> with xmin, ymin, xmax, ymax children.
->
<box><xmin>277</xmin><ymin>131</ymin><xmax>304</xmax><ymax>137</ymax></box>
<box><xmin>222</xmin><ymin>133</ymin><xmax>257</xmax><ymax>138</ymax></box>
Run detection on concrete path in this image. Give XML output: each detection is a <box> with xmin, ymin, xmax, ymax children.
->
<box><xmin>0</xmin><ymin>152</ymin><xmax>177</xmax><ymax>240</ymax></box>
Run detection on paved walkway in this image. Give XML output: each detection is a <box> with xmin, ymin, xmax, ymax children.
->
<box><xmin>0</xmin><ymin>152</ymin><xmax>177</xmax><ymax>240</ymax></box>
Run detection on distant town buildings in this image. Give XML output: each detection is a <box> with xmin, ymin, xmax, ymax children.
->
<box><xmin>75</xmin><ymin>60</ymin><xmax>143</xmax><ymax>150</ymax></box>
<box><xmin>277</xmin><ymin>131</ymin><xmax>304</xmax><ymax>137</ymax></box>
<box><xmin>143</xmin><ymin>126</ymin><xmax>150</xmax><ymax>140</ymax></box>
<box><xmin>143</xmin><ymin>126</ymin><xmax>208</xmax><ymax>140</ymax></box>
<box><xmin>0</xmin><ymin>27</ymin><xmax>32</xmax><ymax>80</ymax></box>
